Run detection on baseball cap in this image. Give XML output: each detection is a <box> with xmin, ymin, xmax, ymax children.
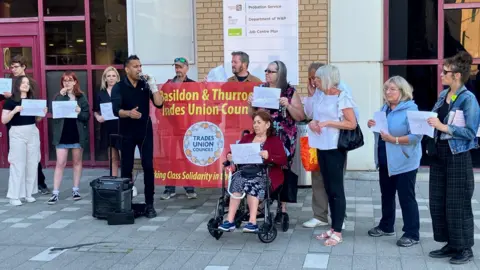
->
<box><xmin>173</xmin><ymin>57</ymin><xmax>189</xmax><ymax>66</ymax></box>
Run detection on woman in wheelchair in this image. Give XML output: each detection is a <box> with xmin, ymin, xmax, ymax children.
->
<box><xmin>219</xmin><ymin>110</ymin><xmax>287</xmax><ymax>232</ymax></box>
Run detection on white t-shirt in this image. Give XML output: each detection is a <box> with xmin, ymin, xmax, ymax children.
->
<box><xmin>304</xmin><ymin>90</ymin><xmax>357</xmax><ymax>150</ymax></box>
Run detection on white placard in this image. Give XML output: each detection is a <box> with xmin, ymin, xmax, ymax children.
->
<box><xmin>370</xmin><ymin>111</ymin><xmax>389</xmax><ymax>134</ymax></box>
<box><xmin>20</xmin><ymin>99</ymin><xmax>47</xmax><ymax>117</ymax></box>
<box><xmin>206</xmin><ymin>65</ymin><xmax>229</xmax><ymax>82</ymax></box>
<box><xmin>252</xmin><ymin>86</ymin><xmax>281</xmax><ymax>109</ymax></box>
<box><xmin>407</xmin><ymin>111</ymin><xmax>438</xmax><ymax>138</ymax></box>
<box><xmin>0</xmin><ymin>78</ymin><xmax>12</xmax><ymax>93</ymax></box>
<box><xmin>223</xmin><ymin>0</ymin><xmax>299</xmax><ymax>85</ymax></box>
<box><xmin>52</xmin><ymin>101</ymin><xmax>77</xmax><ymax>119</ymax></box>
<box><xmin>230</xmin><ymin>143</ymin><xmax>263</xmax><ymax>164</ymax></box>
<box><xmin>100</xmin><ymin>103</ymin><xmax>118</xmax><ymax>121</ymax></box>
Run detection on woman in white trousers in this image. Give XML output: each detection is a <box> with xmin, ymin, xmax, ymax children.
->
<box><xmin>1</xmin><ymin>76</ymin><xmax>47</xmax><ymax>206</ymax></box>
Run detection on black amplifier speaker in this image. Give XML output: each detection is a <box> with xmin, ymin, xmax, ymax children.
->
<box><xmin>90</xmin><ymin>176</ymin><xmax>133</xmax><ymax>220</ymax></box>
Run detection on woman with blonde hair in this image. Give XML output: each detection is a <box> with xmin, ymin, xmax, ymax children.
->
<box><xmin>93</xmin><ymin>66</ymin><xmax>121</xmax><ymax>177</ymax></box>
<box><xmin>367</xmin><ymin>76</ymin><xmax>422</xmax><ymax>247</ymax></box>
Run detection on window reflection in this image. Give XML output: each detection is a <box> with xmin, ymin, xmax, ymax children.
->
<box><xmin>45</xmin><ymin>22</ymin><xmax>87</xmax><ymax>65</ymax></box>
<box><xmin>389</xmin><ymin>0</ymin><xmax>438</xmax><ymax>60</ymax></box>
<box><xmin>445</xmin><ymin>0</ymin><xmax>480</xmax><ymax>3</ymax></box>
<box><xmin>388</xmin><ymin>66</ymin><xmax>438</xmax><ymax>166</ymax></box>
<box><xmin>90</xmin><ymin>0</ymin><xmax>128</xmax><ymax>65</ymax></box>
<box><xmin>3</xmin><ymin>48</ymin><xmax>33</xmax><ymax>70</ymax></box>
<box><xmin>445</xmin><ymin>9</ymin><xmax>480</xmax><ymax>58</ymax></box>
<box><xmin>43</xmin><ymin>0</ymin><xmax>84</xmax><ymax>16</ymax></box>
<box><xmin>0</xmin><ymin>0</ymin><xmax>37</xmax><ymax>18</ymax></box>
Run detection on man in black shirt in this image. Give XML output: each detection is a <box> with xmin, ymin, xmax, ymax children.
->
<box><xmin>111</xmin><ymin>55</ymin><xmax>164</xmax><ymax>218</ymax></box>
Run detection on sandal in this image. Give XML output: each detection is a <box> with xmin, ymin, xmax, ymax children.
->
<box><xmin>324</xmin><ymin>233</ymin><xmax>343</xmax><ymax>246</ymax></box>
<box><xmin>315</xmin><ymin>229</ymin><xmax>333</xmax><ymax>240</ymax></box>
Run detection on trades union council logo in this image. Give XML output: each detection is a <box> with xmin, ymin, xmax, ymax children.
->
<box><xmin>184</xmin><ymin>122</ymin><xmax>224</xmax><ymax>166</ymax></box>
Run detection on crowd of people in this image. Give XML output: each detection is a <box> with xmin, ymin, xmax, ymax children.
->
<box><xmin>0</xmin><ymin>50</ymin><xmax>479</xmax><ymax>265</ymax></box>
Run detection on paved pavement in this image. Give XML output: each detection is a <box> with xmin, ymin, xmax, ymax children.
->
<box><xmin>0</xmin><ymin>168</ymin><xmax>480</xmax><ymax>269</ymax></box>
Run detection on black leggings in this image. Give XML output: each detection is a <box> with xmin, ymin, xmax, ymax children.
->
<box><xmin>317</xmin><ymin>149</ymin><xmax>347</xmax><ymax>232</ymax></box>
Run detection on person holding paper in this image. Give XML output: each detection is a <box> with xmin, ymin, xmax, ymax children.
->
<box><xmin>48</xmin><ymin>71</ymin><xmax>90</xmax><ymax>205</ymax></box>
<box><xmin>426</xmin><ymin>51</ymin><xmax>480</xmax><ymax>264</ymax></box>
<box><xmin>247</xmin><ymin>60</ymin><xmax>304</xmax><ymax>226</ymax></box>
<box><xmin>218</xmin><ymin>110</ymin><xmax>287</xmax><ymax>232</ymax></box>
<box><xmin>366</xmin><ymin>76</ymin><xmax>422</xmax><ymax>247</ymax></box>
<box><xmin>160</xmin><ymin>57</ymin><xmax>197</xmax><ymax>200</ymax></box>
<box><xmin>111</xmin><ymin>55</ymin><xmax>164</xmax><ymax>218</ymax></box>
<box><xmin>1</xmin><ymin>76</ymin><xmax>46</xmax><ymax>206</ymax></box>
<box><xmin>5</xmin><ymin>55</ymin><xmax>51</xmax><ymax>195</ymax></box>
<box><xmin>93</xmin><ymin>67</ymin><xmax>121</xmax><ymax>178</ymax></box>
<box><xmin>304</xmin><ymin>65</ymin><xmax>358</xmax><ymax>246</ymax></box>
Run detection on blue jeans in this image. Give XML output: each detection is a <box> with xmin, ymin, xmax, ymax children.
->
<box><xmin>165</xmin><ymin>186</ymin><xmax>195</xmax><ymax>193</ymax></box>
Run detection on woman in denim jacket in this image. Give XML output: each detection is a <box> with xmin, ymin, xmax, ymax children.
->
<box><xmin>426</xmin><ymin>51</ymin><xmax>480</xmax><ymax>265</ymax></box>
<box><xmin>366</xmin><ymin>76</ymin><xmax>422</xmax><ymax>247</ymax></box>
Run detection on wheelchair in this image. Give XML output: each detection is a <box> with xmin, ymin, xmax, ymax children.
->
<box><xmin>207</xmin><ymin>161</ymin><xmax>279</xmax><ymax>243</ymax></box>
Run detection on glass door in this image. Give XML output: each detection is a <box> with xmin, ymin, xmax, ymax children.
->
<box><xmin>0</xmin><ymin>36</ymin><xmax>39</xmax><ymax>168</ymax></box>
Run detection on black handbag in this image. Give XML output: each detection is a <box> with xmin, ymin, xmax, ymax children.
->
<box><xmin>279</xmin><ymin>169</ymin><xmax>298</xmax><ymax>203</ymax></box>
<box><xmin>338</xmin><ymin>124</ymin><xmax>364</xmax><ymax>151</ymax></box>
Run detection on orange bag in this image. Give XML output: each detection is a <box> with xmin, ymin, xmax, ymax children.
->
<box><xmin>300</xmin><ymin>136</ymin><xmax>319</xmax><ymax>171</ymax></box>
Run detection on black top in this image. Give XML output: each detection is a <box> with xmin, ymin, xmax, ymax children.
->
<box><xmin>377</xmin><ymin>107</ymin><xmax>391</xmax><ymax>166</ymax></box>
<box><xmin>111</xmin><ymin>77</ymin><xmax>163</xmax><ymax>136</ymax></box>
<box><xmin>236</xmin><ymin>75</ymin><xmax>248</xmax><ymax>82</ymax></box>
<box><xmin>59</xmin><ymin>118</ymin><xmax>79</xmax><ymax>144</ymax></box>
<box><xmin>3</xmin><ymin>99</ymin><xmax>36</xmax><ymax>126</ymax></box>
<box><xmin>171</xmin><ymin>76</ymin><xmax>196</xmax><ymax>82</ymax></box>
<box><xmin>436</xmin><ymin>99</ymin><xmax>449</xmax><ymax>139</ymax></box>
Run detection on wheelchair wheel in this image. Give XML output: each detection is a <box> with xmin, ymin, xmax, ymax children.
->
<box><xmin>258</xmin><ymin>214</ymin><xmax>277</xmax><ymax>243</ymax></box>
<box><xmin>207</xmin><ymin>218</ymin><xmax>223</xmax><ymax>240</ymax></box>
<box><xmin>281</xmin><ymin>212</ymin><xmax>289</xmax><ymax>232</ymax></box>
<box><xmin>234</xmin><ymin>210</ymin><xmax>243</xmax><ymax>228</ymax></box>
<box><xmin>258</xmin><ymin>224</ymin><xmax>277</xmax><ymax>243</ymax></box>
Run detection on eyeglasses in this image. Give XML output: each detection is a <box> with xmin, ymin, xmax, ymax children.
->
<box><xmin>174</xmin><ymin>57</ymin><xmax>187</xmax><ymax>64</ymax></box>
<box><xmin>442</xmin><ymin>69</ymin><xmax>456</xmax><ymax>75</ymax></box>
<box><xmin>63</xmin><ymin>80</ymin><xmax>75</xmax><ymax>83</ymax></box>
<box><xmin>264</xmin><ymin>69</ymin><xmax>277</xmax><ymax>74</ymax></box>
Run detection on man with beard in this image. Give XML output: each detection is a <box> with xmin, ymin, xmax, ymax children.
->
<box><xmin>111</xmin><ymin>55</ymin><xmax>164</xmax><ymax>218</ymax></box>
<box><xmin>227</xmin><ymin>51</ymin><xmax>262</xmax><ymax>83</ymax></box>
<box><xmin>0</xmin><ymin>55</ymin><xmax>51</xmax><ymax>195</ymax></box>
<box><xmin>160</xmin><ymin>57</ymin><xmax>197</xmax><ymax>200</ymax></box>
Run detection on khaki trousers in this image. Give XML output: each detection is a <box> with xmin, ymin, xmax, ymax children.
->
<box><xmin>7</xmin><ymin>124</ymin><xmax>40</xmax><ymax>199</ymax></box>
<box><xmin>311</xmin><ymin>154</ymin><xmax>347</xmax><ymax>222</ymax></box>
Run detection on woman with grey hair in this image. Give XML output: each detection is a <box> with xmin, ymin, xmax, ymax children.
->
<box><xmin>366</xmin><ymin>76</ymin><xmax>422</xmax><ymax>247</ymax></box>
<box><xmin>247</xmin><ymin>60</ymin><xmax>304</xmax><ymax>227</ymax></box>
<box><xmin>304</xmin><ymin>65</ymin><xmax>357</xmax><ymax>246</ymax></box>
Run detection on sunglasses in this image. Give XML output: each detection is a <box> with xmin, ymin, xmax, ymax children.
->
<box><xmin>442</xmin><ymin>69</ymin><xmax>454</xmax><ymax>75</ymax></box>
<box><xmin>264</xmin><ymin>69</ymin><xmax>277</xmax><ymax>74</ymax></box>
<box><xmin>174</xmin><ymin>57</ymin><xmax>187</xmax><ymax>64</ymax></box>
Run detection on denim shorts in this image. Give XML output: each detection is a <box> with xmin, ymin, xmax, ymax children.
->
<box><xmin>56</xmin><ymin>143</ymin><xmax>82</xmax><ymax>149</ymax></box>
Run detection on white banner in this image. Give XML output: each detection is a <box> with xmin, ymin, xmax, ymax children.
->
<box><xmin>223</xmin><ymin>0</ymin><xmax>299</xmax><ymax>85</ymax></box>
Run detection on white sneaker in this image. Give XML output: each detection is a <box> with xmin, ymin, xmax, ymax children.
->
<box><xmin>25</xmin><ymin>197</ymin><xmax>36</xmax><ymax>203</ymax></box>
<box><xmin>132</xmin><ymin>186</ymin><xmax>138</xmax><ymax>197</ymax></box>
<box><xmin>9</xmin><ymin>199</ymin><xmax>22</xmax><ymax>206</ymax></box>
<box><xmin>302</xmin><ymin>218</ymin><xmax>329</xmax><ymax>228</ymax></box>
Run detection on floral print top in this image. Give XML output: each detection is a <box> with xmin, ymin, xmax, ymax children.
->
<box><xmin>257</xmin><ymin>83</ymin><xmax>298</xmax><ymax>167</ymax></box>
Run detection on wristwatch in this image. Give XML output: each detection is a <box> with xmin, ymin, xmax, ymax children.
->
<box><xmin>395</xmin><ymin>137</ymin><xmax>399</xmax><ymax>145</ymax></box>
